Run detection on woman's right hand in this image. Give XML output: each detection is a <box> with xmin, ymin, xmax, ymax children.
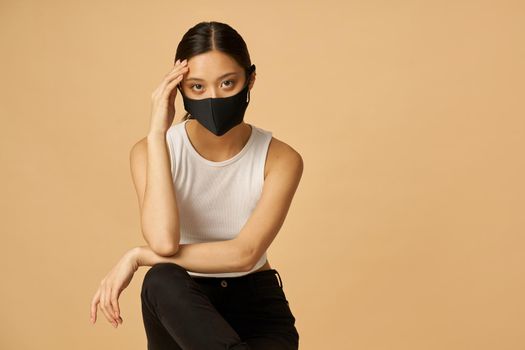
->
<box><xmin>149</xmin><ymin>59</ymin><xmax>189</xmax><ymax>135</ymax></box>
<box><xmin>90</xmin><ymin>248</ymin><xmax>140</xmax><ymax>328</ymax></box>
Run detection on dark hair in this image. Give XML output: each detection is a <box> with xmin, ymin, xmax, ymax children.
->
<box><xmin>174</xmin><ymin>21</ymin><xmax>254</xmax><ymax>121</ymax></box>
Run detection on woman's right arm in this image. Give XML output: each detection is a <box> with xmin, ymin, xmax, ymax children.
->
<box><xmin>130</xmin><ymin>135</ymin><xmax>179</xmax><ymax>256</ymax></box>
<box><xmin>129</xmin><ymin>59</ymin><xmax>189</xmax><ymax>256</ymax></box>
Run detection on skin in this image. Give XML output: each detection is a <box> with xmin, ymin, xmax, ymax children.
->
<box><xmin>177</xmin><ymin>51</ymin><xmax>272</xmax><ymax>273</ymax></box>
<box><xmin>89</xmin><ymin>50</ymin><xmax>303</xmax><ymax>329</ymax></box>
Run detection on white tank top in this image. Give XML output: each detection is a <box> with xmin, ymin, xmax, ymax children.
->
<box><xmin>165</xmin><ymin>119</ymin><xmax>273</xmax><ymax>277</ymax></box>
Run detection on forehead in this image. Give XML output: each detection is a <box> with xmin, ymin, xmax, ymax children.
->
<box><xmin>185</xmin><ymin>50</ymin><xmax>243</xmax><ymax>81</ymax></box>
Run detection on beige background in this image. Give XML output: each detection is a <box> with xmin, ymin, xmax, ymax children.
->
<box><xmin>1</xmin><ymin>0</ymin><xmax>524</xmax><ymax>349</ymax></box>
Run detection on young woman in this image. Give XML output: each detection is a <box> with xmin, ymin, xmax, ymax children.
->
<box><xmin>90</xmin><ymin>21</ymin><xmax>303</xmax><ymax>349</ymax></box>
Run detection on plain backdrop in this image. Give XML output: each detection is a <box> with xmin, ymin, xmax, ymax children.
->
<box><xmin>1</xmin><ymin>0</ymin><xmax>524</xmax><ymax>349</ymax></box>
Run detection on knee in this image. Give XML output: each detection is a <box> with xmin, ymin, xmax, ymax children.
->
<box><xmin>141</xmin><ymin>262</ymin><xmax>190</xmax><ymax>300</ymax></box>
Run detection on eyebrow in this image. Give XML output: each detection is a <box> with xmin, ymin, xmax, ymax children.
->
<box><xmin>185</xmin><ymin>72</ymin><xmax>238</xmax><ymax>82</ymax></box>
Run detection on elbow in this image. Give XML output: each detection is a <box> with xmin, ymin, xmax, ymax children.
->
<box><xmin>150</xmin><ymin>241</ymin><xmax>179</xmax><ymax>257</ymax></box>
<box><xmin>143</xmin><ymin>228</ymin><xmax>180</xmax><ymax>256</ymax></box>
<box><xmin>238</xmin><ymin>245</ymin><xmax>257</xmax><ymax>272</ymax></box>
<box><xmin>241</xmin><ymin>261</ymin><xmax>255</xmax><ymax>273</ymax></box>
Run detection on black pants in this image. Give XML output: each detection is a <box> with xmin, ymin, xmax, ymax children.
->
<box><xmin>140</xmin><ymin>262</ymin><xmax>300</xmax><ymax>349</ymax></box>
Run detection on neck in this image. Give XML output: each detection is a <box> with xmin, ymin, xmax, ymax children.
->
<box><xmin>185</xmin><ymin>119</ymin><xmax>252</xmax><ymax>159</ymax></box>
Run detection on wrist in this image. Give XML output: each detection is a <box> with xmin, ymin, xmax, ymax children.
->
<box><xmin>126</xmin><ymin>246</ymin><xmax>143</xmax><ymax>270</ymax></box>
<box><xmin>130</xmin><ymin>245</ymin><xmax>166</xmax><ymax>267</ymax></box>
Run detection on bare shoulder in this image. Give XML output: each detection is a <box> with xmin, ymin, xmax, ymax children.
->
<box><xmin>265</xmin><ymin>136</ymin><xmax>304</xmax><ymax>180</ymax></box>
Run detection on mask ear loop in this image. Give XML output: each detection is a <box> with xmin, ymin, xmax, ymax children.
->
<box><xmin>246</xmin><ymin>64</ymin><xmax>256</xmax><ymax>103</ymax></box>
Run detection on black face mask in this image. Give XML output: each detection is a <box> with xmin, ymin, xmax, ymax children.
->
<box><xmin>177</xmin><ymin>64</ymin><xmax>256</xmax><ymax>136</ymax></box>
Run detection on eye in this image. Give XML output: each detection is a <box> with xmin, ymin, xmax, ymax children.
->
<box><xmin>189</xmin><ymin>79</ymin><xmax>236</xmax><ymax>93</ymax></box>
<box><xmin>190</xmin><ymin>83</ymin><xmax>203</xmax><ymax>91</ymax></box>
<box><xmin>222</xmin><ymin>79</ymin><xmax>235</xmax><ymax>88</ymax></box>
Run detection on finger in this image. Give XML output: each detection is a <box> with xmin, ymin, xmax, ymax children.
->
<box><xmin>90</xmin><ymin>289</ymin><xmax>101</xmax><ymax>324</ymax></box>
<box><xmin>104</xmin><ymin>284</ymin><xmax>118</xmax><ymax>327</ymax></box>
<box><xmin>161</xmin><ymin>66</ymin><xmax>188</xmax><ymax>91</ymax></box>
<box><xmin>164</xmin><ymin>59</ymin><xmax>188</xmax><ymax>83</ymax></box>
<box><xmin>153</xmin><ymin>66</ymin><xmax>188</xmax><ymax>100</ymax></box>
<box><xmin>165</xmin><ymin>61</ymin><xmax>187</xmax><ymax>79</ymax></box>
<box><xmin>164</xmin><ymin>75</ymin><xmax>185</xmax><ymax>101</ymax></box>
<box><xmin>100</xmin><ymin>284</ymin><xmax>117</xmax><ymax>327</ymax></box>
<box><xmin>174</xmin><ymin>58</ymin><xmax>187</xmax><ymax>67</ymax></box>
<box><xmin>110</xmin><ymin>289</ymin><xmax>122</xmax><ymax>324</ymax></box>
<box><xmin>152</xmin><ymin>59</ymin><xmax>186</xmax><ymax>98</ymax></box>
<box><xmin>110</xmin><ymin>288</ymin><xmax>120</xmax><ymax>318</ymax></box>
<box><xmin>99</xmin><ymin>285</ymin><xmax>109</xmax><ymax>322</ymax></box>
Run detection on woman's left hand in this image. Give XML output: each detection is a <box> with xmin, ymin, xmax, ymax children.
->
<box><xmin>90</xmin><ymin>248</ymin><xmax>140</xmax><ymax>328</ymax></box>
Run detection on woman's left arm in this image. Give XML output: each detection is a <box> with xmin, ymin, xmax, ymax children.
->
<box><xmin>130</xmin><ymin>239</ymin><xmax>249</xmax><ymax>273</ymax></box>
<box><xmin>130</xmin><ymin>139</ymin><xmax>303</xmax><ymax>274</ymax></box>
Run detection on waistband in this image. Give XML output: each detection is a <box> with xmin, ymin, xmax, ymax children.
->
<box><xmin>191</xmin><ymin>268</ymin><xmax>283</xmax><ymax>289</ymax></box>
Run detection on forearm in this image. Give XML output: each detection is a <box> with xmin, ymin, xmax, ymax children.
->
<box><xmin>132</xmin><ymin>239</ymin><xmax>250</xmax><ymax>273</ymax></box>
<box><xmin>141</xmin><ymin>131</ymin><xmax>180</xmax><ymax>254</ymax></box>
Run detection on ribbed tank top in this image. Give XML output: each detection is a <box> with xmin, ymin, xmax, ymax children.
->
<box><xmin>165</xmin><ymin>119</ymin><xmax>273</xmax><ymax>277</ymax></box>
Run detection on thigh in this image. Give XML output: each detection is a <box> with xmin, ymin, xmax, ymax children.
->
<box><xmin>221</xmin><ymin>278</ymin><xmax>299</xmax><ymax>349</ymax></box>
<box><xmin>141</xmin><ymin>263</ymin><xmax>249</xmax><ymax>349</ymax></box>
<box><xmin>141</xmin><ymin>296</ymin><xmax>183</xmax><ymax>350</ymax></box>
